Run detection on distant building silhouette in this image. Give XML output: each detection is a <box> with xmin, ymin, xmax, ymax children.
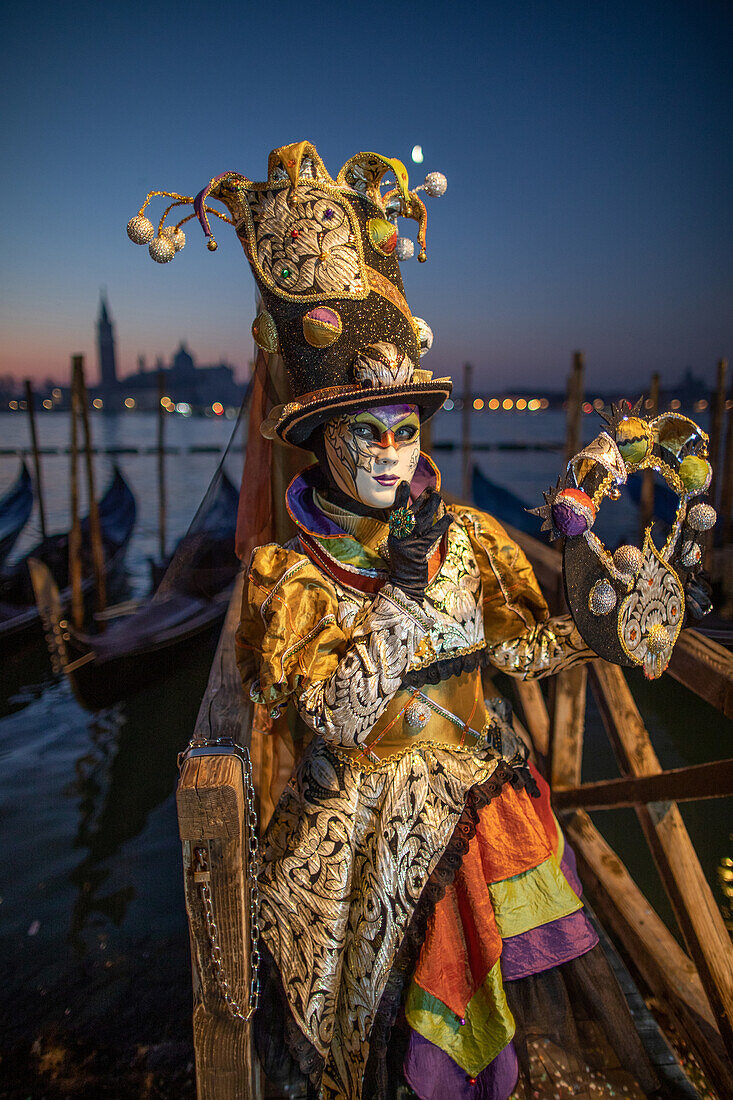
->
<box><xmin>97</xmin><ymin>295</ymin><xmax>118</xmax><ymax>397</ymax></box>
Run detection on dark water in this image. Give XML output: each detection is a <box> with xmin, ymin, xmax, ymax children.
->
<box><xmin>0</xmin><ymin>408</ymin><xmax>730</xmax><ymax>1096</ymax></box>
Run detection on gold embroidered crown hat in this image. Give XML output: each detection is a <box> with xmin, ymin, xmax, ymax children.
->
<box><xmin>126</xmin><ymin>140</ymin><xmax>452</xmax><ymax>446</ymax></box>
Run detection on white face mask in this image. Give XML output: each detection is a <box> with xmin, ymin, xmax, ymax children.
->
<box><xmin>323</xmin><ymin>404</ymin><xmax>421</xmax><ymax>509</ymax></box>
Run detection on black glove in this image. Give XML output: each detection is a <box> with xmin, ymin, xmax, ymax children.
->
<box><xmin>386</xmin><ymin>483</ymin><xmax>453</xmax><ymax>606</ymax></box>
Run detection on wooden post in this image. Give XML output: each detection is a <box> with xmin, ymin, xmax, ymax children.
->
<box><xmin>708</xmin><ymin>358</ymin><xmax>728</xmax><ymax>507</ymax></box>
<box><xmin>76</xmin><ymin>358</ymin><xmax>107</xmax><ymax>621</ymax></box>
<box><xmin>69</xmin><ymin>357</ymin><xmax>84</xmax><ymax>631</ymax></box>
<box><xmin>461</xmin><ymin>362</ymin><xmax>473</xmax><ymax>501</ymax></box>
<box><xmin>590</xmin><ymin>660</ymin><xmax>733</xmax><ymax>1054</ymax></box>
<box><xmin>719</xmin><ymin>397</ymin><xmax>733</xmax><ymax>545</ymax></box>
<box><xmin>564</xmin><ymin>351</ymin><xmax>584</xmax><ymax>464</ymax></box>
<box><xmin>639</xmin><ymin>372</ymin><xmax>659</xmax><ymax>538</ymax></box>
<box><xmin>550</xmin><ymin>665</ymin><xmax>587</xmax><ymax>789</ymax></box>
<box><xmin>24</xmin><ymin>379</ymin><xmax>47</xmax><ymax>540</ymax></box>
<box><xmin>157</xmin><ymin>370</ymin><xmax>167</xmax><ymax>562</ymax></box>
<box><xmin>176</xmin><ymin>575</ymin><xmax>264</xmax><ymax>1100</ymax></box>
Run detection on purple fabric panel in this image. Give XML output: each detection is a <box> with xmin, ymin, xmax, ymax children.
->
<box><xmin>410</xmin><ymin>453</ymin><xmax>438</xmax><ymax>498</ymax></box>
<box><xmin>500</xmin><ymin>908</ymin><xmax>598</xmax><ymax>981</ymax></box>
<box><xmin>560</xmin><ymin>839</ymin><xmax>583</xmax><ymax>897</ymax></box>
<box><xmin>404</xmin><ymin>1031</ymin><xmax>518</xmax><ymax>1100</ymax></box>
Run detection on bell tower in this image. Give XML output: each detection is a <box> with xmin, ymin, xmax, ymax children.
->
<box><xmin>97</xmin><ymin>294</ymin><xmax>118</xmax><ymax>395</ymax></box>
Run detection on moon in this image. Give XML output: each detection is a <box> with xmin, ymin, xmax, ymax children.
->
<box><xmin>411</xmin><ymin>145</ymin><xmax>424</xmax><ymax>164</ymax></box>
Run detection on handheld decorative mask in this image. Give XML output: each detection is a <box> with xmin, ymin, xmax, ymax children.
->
<box><xmin>323</xmin><ymin>404</ymin><xmax>420</xmax><ymax>509</ymax></box>
<box><xmin>532</xmin><ymin>401</ymin><xmax>715</xmax><ymax>679</ymax></box>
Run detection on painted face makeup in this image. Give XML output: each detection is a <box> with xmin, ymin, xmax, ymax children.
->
<box><xmin>323</xmin><ymin>404</ymin><xmax>421</xmax><ymax>508</ymax></box>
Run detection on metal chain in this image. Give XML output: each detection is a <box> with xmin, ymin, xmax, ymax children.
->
<box><xmin>192</xmin><ymin>745</ymin><xmax>260</xmax><ymax>1021</ymax></box>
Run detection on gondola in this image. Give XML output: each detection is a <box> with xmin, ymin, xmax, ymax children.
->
<box><xmin>0</xmin><ymin>460</ymin><xmax>33</xmax><ymax>565</ymax></box>
<box><xmin>31</xmin><ymin>470</ymin><xmax>240</xmax><ymax>710</ymax></box>
<box><xmin>0</xmin><ymin>467</ymin><xmax>136</xmax><ymax>657</ymax></box>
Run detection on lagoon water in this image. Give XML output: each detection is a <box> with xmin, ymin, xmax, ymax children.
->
<box><xmin>0</xmin><ymin>407</ymin><xmax>730</xmax><ymax>1092</ymax></box>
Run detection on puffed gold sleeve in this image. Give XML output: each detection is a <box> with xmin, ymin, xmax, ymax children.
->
<box><xmin>235</xmin><ymin>543</ymin><xmax>432</xmax><ymax>747</ymax></box>
<box><xmin>456</xmin><ymin>508</ymin><xmax>594</xmax><ymax>679</ymax></box>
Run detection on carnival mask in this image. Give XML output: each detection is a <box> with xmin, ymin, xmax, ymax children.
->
<box><xmin>532</xmin><ymin>402</ymin><xmax>715</xmax><ymax>679</ymax></box>
<box><xmin>323</xmin><ymin>404</ymin><xmax>421</xmax><ymax>508</ymax></box>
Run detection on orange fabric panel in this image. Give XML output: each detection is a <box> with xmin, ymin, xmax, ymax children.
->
<box><xmin>414</xmin><ymin>836</ymin><xmax>502</xmax><ymax>1018</ymax></box>
<box><xmin>473</xmin><ymin>783</ymin><xmax>553</xmax><ymax>883</ymax></box>
<box><xmin>413</xmin><ymin>771</ymin><xmax>560</xmax><ymax>1017</ymax></box>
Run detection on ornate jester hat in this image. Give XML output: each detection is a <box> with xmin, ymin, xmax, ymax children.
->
<box><xmin>126</xmin><ymin>140</ymin><xmax>451</xmax><ymax>446</ymax></box>
<box><xmin>531</xmin><ymin>402</ymin><xmax>716</xmax><ymax>679</ymax></box>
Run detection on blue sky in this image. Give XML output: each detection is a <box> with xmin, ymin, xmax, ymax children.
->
<box><xmin>1</xmin><ymin>0</ymin><xmax>731</xmax><ymax>392</ymax></box>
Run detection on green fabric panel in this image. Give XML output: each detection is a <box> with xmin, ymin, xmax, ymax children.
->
<box><xmin>314</xmin><ymin>533</ymin><xmax>384</xmax><ymax>572</ymax></box>
<box><xmin>489</xmin><ymin>853</ymin><xmax>581</xmax><ymax>938</ymax></box>
<box><xmin>405</xmin><ymin>960</ymin><xmax>515</xmax><ymax>1076</ymax></box>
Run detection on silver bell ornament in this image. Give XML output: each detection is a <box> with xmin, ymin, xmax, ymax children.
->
<box><xmin>413</xmin><ymin>317</ymin><xmax>434</xmax><ymax>357</ymax></box>
<box><xmin>148</xmin><ymin>236</ymin><xmax>176</xmax><ymax>264</ymax></box>
<box><xmin>589</xmin><ymin>578</ymin><xmax>617</xmax><ymax>616</ymax></box>
<box><xmin>404</xmin><ymin>699</ymin><xmax>431</xmax><ymax>732</ymax></box>
<box><xmin>395</xmin><ymin>237</ymin><xmax>415</xmax><ymax>261</ymax></box>
<box><xmin>687</xmin><ymin>503</ymin><xmax>716</xmax><ymax>532</ymax></box>
<box><xmin>613</xmin><ymin>544</ymin><xmax>643</xmax><ymax>577</ymax></box>
<box><xmin>424</xmin><ymin>171</ymin><xmax>447</xmax><ymax>197</ymax></box>
<box><xmin>162</xmin><ymin>225</ymin><xmax>186</xmax><ymax>253</ymax></box>
<box><xmin>127</xmin><ymin>215</ymin><xmax>155</xmax><ymax>245</ymax></box>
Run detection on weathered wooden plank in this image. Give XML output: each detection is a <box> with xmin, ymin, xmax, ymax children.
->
<box><xmin>565</xmin><ymin>810</ymin><xmax>733</xmax><ymax>1099</ymax></box>
<box><xmin>550</xmin><ymin>665</ymin><xmax>587</xmax><ymax>789</ymax></box>
<box><xmin>590</xmin><ymin>660</ymin><xmax>733</xmax><ymax>1054</ymax></box>
<box><xmin>513</xmin><ymin>679</ymin><xmax>551</xmax><ymax>757</ymax></box>
<box><xmin>666</xmin><ymin>627</ymin><xmax>733</xmax><ymax>719</ymax></box>
<box><xmin>553</xmin><ymin>757</ymin><xmax>733</xmax><ymax>810</ymax></box>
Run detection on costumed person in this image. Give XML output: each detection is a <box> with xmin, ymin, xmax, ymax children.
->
<box><xmin>126</xmin><ymin>142</ymin><xmax>710</xmax><ymax>1100</ymax></box>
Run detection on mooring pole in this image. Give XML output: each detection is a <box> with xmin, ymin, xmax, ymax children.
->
<box><xmin>462</xmin><ymin>362</ymin><xmax>473</xmax><ymax>501</ymax></box>
<box><xmin>69</xmin><ymin>357</ymin><xmax>84</xmax><ymax>631</ymax></box>
<box><xmin>565</xmin><ymin>351</ymin><xmax>584</xmax><ymax>464</ymax></box>
<box><xmin>24</xmin><ymin>379</ymin><xmax>47</xmax><ymax>541</ymax></box>
<box><xmin>639</xmin><ymin>372</ymin><xmax>660</xmax><ymax>537</ymax></box>
<box><xmin>157</xmin><ymin>370</ymin><xmax>167</xmax><ymax>562</ymax></box>
<box><xmin>76</xmin><ymin>357</ymin><xmax>107</xmax><ymax>623</ymax></box>
<box><xmin>708</xmin><ymin>359</ymin><xmax>728</xmax><ymax>507</ymax></box>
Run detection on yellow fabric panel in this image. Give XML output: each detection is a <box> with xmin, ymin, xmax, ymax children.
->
<box><xmin>235</xmin><ymin>543</ymin><xmax>347</xmax><ymax>712</ymax></box>
<box><xmin>488</xmin><ymin>853</ymin><xmax>582</xmax><ymax>939</ymax></box>
<box><xmin>405</xmin><ymin>959</ymin><xmax>515</xmax><ymax>1076</ymax></box>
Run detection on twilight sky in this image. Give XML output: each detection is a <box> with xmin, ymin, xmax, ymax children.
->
<box><xmin>1</xmin><ymin>0</ymin><xmax>731</xmax><ymax>393</ymax></box>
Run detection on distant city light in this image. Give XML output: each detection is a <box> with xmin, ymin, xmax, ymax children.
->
<box><xmin>9</xmin><ymin>400</ymin><xmax>18</xmax><ymax>410</ymax></box>
<box><xmin>669</xmin><ymin>398</ymin><xmax>681</xmax><ymax>410</ymax></box>
<box><xmin>52</xmin><ymin>387</ymin><xmax>62</xmax><ymax>400</ymax></box>
<box><xmin>411</xmin><ymin>145</ymin><xmax>424</xmax><ymax>164</ymax></box>
<box><xmin>444</xmin><ymin>399</ymin><xmax>454</xmax><ymax>411</ymax></box>
<box><xmin>694</xmin><ymin>398</ymin><xmax>708</xmax><ymax>412</ymax></box>
<box><xmin>488</xmin><ymin>398</ymin><xmax>500</xmax><ymax>410</ymax></box>
<box><xmin>583</xmin><ymin>402</ymin><xmax>593</xmax><ymax>413</ymax></box>
<box><xmin>516</xmin><ymin>398</ymin><xmax>527</xmax><ymax>411</ymax></box>
<box><xmin>212</xmin><ymin>401</ymin><xmax>224</xmax><ymax>416</ymax></box>
<box><xmin>124</xmin><ymin>397</ymin><xmax>136</xmax><ymax>409</ymax></box>
<box><xmin>42</xmin><ymin>399</ymin><xmax>53</xmax><ymax>409</ymax></box>
<box><xmin>93</xmin><ymin>398</ymin><xmax>103</xmax><ymax>409</ymax></box>
<box><xmin>502</xmin><ymin>398</ymin><xmax>513</xmax><ymax>410</ymax></box>
<box><xmin>473</xmin><ymin>397</ymin><xmax>484</xmax><ymax>410</ymax></box>
<box><xmin>593</xmin><ymin>398</ymin><xmax>604</xmax><ymax>411</ymax></box>
<box><xmin>539</xmin><ymin>398</ymin><xmax>549</xmax><ymax>409</ymax></box>
<box><xmin>528</xmin><ymin>399</ymin><xmax>541</xmax><ymax>411</ymax></box>
<box><xmin>175</xmin><ymin>402</ymin><xmax>192</xmax><ymax>416</ymax></box>
<box><xmin>225</xmin><ymin>406</ymin><xmax>237</xmax><ymax>419</ymax></box>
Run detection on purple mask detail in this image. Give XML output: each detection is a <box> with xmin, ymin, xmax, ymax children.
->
<box><xmin>552</xmin><ymin>502</ymin><xmax>588</xmax><ymax>538</ymax></box>
<box><xmin>354</xmin><ymin>403</ymin><xmax>418</xmax><ymax>428</ymax></box>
